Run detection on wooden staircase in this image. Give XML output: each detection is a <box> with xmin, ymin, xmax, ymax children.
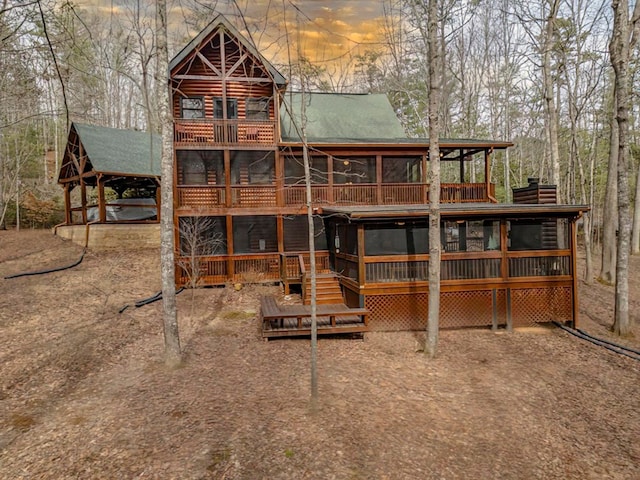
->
<box><xmin>302</xmin><ymin>273</ymin><xmax>344</xmax><ymax>305</ymax></box>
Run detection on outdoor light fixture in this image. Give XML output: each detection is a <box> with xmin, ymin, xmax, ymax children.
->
<box><xmin>343</xmin><ymin>160</ymin><xmax>350</xmax><ymax>166</ymax></box>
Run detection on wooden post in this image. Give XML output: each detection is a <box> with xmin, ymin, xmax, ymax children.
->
<box><xmin>276</xmin><ymin>214</ymin><xmax>284</xmax><ymax>254</ymax></box>
<box><xmin>506</xmin><ymin>288</ymin><xmax>513</xmax><ymax>332</ymax></box>
<box><xmin>79</xmin><ymin>143</ymin><xmax>87</xmax><ymax>224</ymax></box>
<box><xmin>224</xmin><ymin>150</ymin><xmax>231</xmax><ymax>207</ymax></box>
<box><xmin>97</xmin><ymin>175</ymin><xmax>106</xmax><ymax>223</ymax></box>
<box><xmin>423</xmin><ymin>153</ymin><xmax>429</xmax><ymax>203</ymax></box>
<box><xmin>226</xmin><ymin>214</ymin><xmax>234</xmax><ymax>281</ymax></box>
<box><xmin>485</xmin><ymin>149</ymin><xmax>492</xmax><ymax>201</ymax></box>
<box><xmin>459</xmin><ymin>148</ymin><xmax>465</xmax><ymax>183</ymax></box>
<box><xmin>500</xmin><ymin>220</ymin><xmax>509</xmax><ymax>279</ymax></box>
<box><xmin>327</xmin><ymin>155</ymin><xmax>334</xmax><ymax>203</ymax></box>
<box><xmin>491</xmin><ymin>289</ymin><xmax>498</xmax><ymax>331</ymax></box>
<box><xmin>357</xmin><ymin>224</ymin><xmax>365</xmax><ymax>287</ymax></box>
<box><xmin>155</xmin><ymin>183</ymin><xmax>161</xmax><ymax>222</ymax></box>
<box><xmin>275</xmin><ymin>151</ymin><xmax>284</xmax><ymax>207</ymax></box>
<box><xmin>80</xmin><ymin>180</ymin><xmax>87</xmax><ymax>224</ymax></box>
<box><xmin>64</xmin><ymin>184</ymin><xmax>71</xmax><ymax>224</ymax></box>
<box><xmin>376</xmin><ymin>154</ymin><xmax>383</xmax><ymax>204</ymax></box>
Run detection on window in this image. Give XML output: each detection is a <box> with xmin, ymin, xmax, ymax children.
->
<box><xmin>508</xmin><ymin>218</ymin><xmax>568</xmax><ymax>251</ymax></box>
<box><xmin>284</xmin><ymin>155</ymin><xmax>328</xmax><ymax>184</ymax></box>
<box><xmin>283</xmin><ymin>216</ymin><xmax>328</xmax><ymax>251</ymax></box>
<box><xmin>365</xmin><ymin>223</ymin><xmax>429</xmax><ymax>256</ymax></box>
<box><xmin>442</xmin><ymin>220</ymin><xmax>500</xmax><ymax>252</ymax></box>
<box><xmin>335</xmin><ymin>224</ymin><xmax>358</xmax><ymax>255</ymax></box>
<box><xmin>382</xmin><ymin>157</ymin><xmax>422</xmax><ymax>183</ymax></box>
<box><xmin>333</xmin><ymin>157</ymin><xmax>376</xmax><ymax>184</ymax></box>
<box><xmin>214</xmin><ymin>97</ymin><xmax>238</xmax><ymax>119</ymax></box>
<box><xmin>178</xmin><ymin>216</ymin><xmax>227</xmax><ymax>256</ymax></box>
<box><xmin>180</xmin><ymin>97</ymin><xmax>205</xmax><ymax>119</ymax></box>
<box><xmin>230</xmin><ymin>151</ymin><xmax>274</xmax><ymax>185</ymax></box>
<box><xmin>246</xmin><ymin>97</ymin><xmax>270</xmax><ymax>120</ymax></box>
<box><xmin>232</xmin><ymin>216</ymin><xmax>277</xmax><ymax>253</ymax></box>
<box><xmin>177</xmin><ymin>151</ymin><xmax>224</xmax><ymax>185</ymax></box>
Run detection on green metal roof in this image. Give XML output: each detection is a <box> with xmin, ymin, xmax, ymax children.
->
<box><xmin>73</xmin><ymin>123</ymin><xmax>161</xmax><ymax>176</ymax></box>
<box><xmin>280</xmin><ymin>93</ymin><xmax>407</xmax><ymax>142</ymax></box>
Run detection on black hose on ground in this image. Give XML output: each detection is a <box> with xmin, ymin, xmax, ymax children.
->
<box><xmin>552</xmin><ymin>321</ymin><xmax>640</xmax><ymax>362</ymax></box>
<box><xmin>576</xmin><ymin>327</ymin><xmax>640</xmax><ymax>356</ymax></box>
<box><xmin>119</xmin><ymin>287</ymin><xmax>185</xmax><ymax>313</ymax></box>
<box><xmin>3</xmin><ymin>249</ymin><xmax>86</xmax><ymax>280</ymax></box>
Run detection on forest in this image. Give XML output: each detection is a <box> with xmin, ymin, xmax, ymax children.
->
<box><xmin>0</xmin><ymin>0</ymin><xmax>638</xmax><ymax>323</ymax></box>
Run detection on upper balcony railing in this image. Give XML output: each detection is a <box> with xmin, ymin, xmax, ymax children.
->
<box><xmin>177</xmin><ymin>182</ymin><xmax>496</xmax><ymax>210</ymax></box>
<box><xmin>174</xmin><ymin>119</ymin><xmax>277</xmax><ymax>148</ymax></box>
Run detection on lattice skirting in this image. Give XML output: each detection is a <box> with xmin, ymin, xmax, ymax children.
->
<box><xmin>364</xmin><ymin>286</ymin><xmax>572</xmax><ymax>331</ymax></box>
<box><xmin>510</xmin><ymin>286</ymin><xmax>573</xmax><ymax>327</ymax></box>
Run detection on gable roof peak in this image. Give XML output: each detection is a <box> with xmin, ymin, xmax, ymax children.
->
<box><xmin>169</xmin><ymin>13</ymin><xmax>286</xmax><ymax>87</ymax></box>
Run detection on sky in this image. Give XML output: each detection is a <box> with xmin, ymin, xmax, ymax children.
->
<box><xmin>76</xmin><ymin>0</ymin><xmax>390</xmax><ymax>68</ymax></box>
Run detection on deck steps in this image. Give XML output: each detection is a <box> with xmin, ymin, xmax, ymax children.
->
<box><xmin>261</xmin><ymin>295</ymin><xmax>369</xmax><ymax>339</ymax></box>
<box><xmin>302</xmin><ymin>273</ymin><xmax>344</xmax><ymax>305</ymax></box>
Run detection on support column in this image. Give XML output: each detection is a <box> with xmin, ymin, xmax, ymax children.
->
<box><xmin>64</xmin><ymin>184</ymin><xmax>72</xmax><ymax>224</ymax></box>
<box><xmin>156</xmin><ymin>184</ymin><xmax>161</xmax><ymax>222</ymax></box>
<box><xmin>97</xmin><ymin>175</ymin><xmax>106</xmax><ymax>223</ymax></box>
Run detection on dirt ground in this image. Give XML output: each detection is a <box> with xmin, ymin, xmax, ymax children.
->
<box><xmin>0</xmin><ymin>229</ymin><xmax>638</xmax><ymax>480</ymax></box>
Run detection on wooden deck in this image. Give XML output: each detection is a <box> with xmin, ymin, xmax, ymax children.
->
<box><xmin>261</xmin><ymin>296</ymin><xmax>369</xmax><ymax>339</ymax></box>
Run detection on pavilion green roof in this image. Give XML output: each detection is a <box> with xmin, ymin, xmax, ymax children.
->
<box><xmin>72</xmin><ymin>123</ymin><xmax>161</xmax><ymax>177</ymax></box>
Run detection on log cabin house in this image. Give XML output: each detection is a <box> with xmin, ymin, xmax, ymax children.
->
<box><xmin>168</xmin><ymin>15</ymin><xmax>587</xmax><ymax>334</ymax></box>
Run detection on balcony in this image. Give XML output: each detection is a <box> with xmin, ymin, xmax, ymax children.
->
<box><xmin>174</xmin><ymin>119</ymin><xmax>277</xmax><ymax>148</ymax></box>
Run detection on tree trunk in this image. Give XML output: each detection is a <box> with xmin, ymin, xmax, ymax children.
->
<box><xmin>303</xmin><ymin>140</ymin><xmax>318</xmax><ymax>409</ymax></box>
<box><xmin>426</xmin><ymin>0</ymin><xmax>441</xmax><ymax>358</ymax></box>
<box><xmin>600</xmin><ymin>94</ymin><xmax>618</xmax><ymax>285</ymax></box>
<box><xmin>156</xmin><ymin>0</ymin><xmax>181</xmax><ymax>364</ymax></box>
<box><xmin>610</xmin><ymin>0</ymin><xmax>631</xmax><ymax>336</ymax></box>
<box><xmin>542</xmin><ymin>0</ymin><xmax>561</xmax><ymax>199</ymax></box>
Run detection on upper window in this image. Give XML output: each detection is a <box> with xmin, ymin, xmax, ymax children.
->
<box><xmin>333</xmin><ymin>157</ymin><xmax>376</xmax><ymax>184</ymax></box>
<box><xmin>246</xmin><ymin>97</ymin><xmax>270</xmax><ymax>120</ymax></box>
<box><xmin>382</xmin><ymin>157</ymin><xmax>422</xmax><ymax>183</ymax></box>
<box><xmin>214</xmin><ymin>98</ymin><xmax>238</xmax><ymax>119</ymax></box>
<box><xmin>284</xmin><ymin>155</ymin><xmax>328</xmax><ymax>184</ymax></box>
<box><xmin>180</xmin><ymin>97</ymin><xmax>205</xmax><ymax>119</ymax></box>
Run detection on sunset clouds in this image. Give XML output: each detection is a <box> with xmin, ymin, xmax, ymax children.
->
<box><xmin>76</xmin><ymin>0</ymin><xmax>387</xmax><ymax>66</ymax></box>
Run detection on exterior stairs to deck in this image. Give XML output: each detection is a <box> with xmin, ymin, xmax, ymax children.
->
<box><xmin>302</xmin><ymin>273</ymin><xmax>344</xmax><ymax>305</ymax></box>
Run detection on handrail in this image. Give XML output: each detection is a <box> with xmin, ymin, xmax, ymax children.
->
<box><xmin>298</xmin><ymin>254</ymin><xmax>306</xmax><ymax>276</ymax></box>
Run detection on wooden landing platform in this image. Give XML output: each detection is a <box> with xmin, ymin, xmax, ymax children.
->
<box><xmin>261</xmin><ymin>296</ymin><xmax>369</xmax><ymax>339</ymax></box>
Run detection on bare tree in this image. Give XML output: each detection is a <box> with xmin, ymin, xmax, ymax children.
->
<box><xmin>177</xmin><ymin>216</ymin><xmax>224</xmax><ymax>290</ymax></box>
<box><xmin>426</xmin><ymin>0</ymin><xmax>442</xmax><ymax>358</ymax></box>
<box><xmin>610</xmin><ymin>0</ymin><xmax>639</xmax><ymax>336</ymax></box>
<box><xmin>156</xmin><ymin>0</ymin><xmax>181</xmax><ymax>365</ymax></box>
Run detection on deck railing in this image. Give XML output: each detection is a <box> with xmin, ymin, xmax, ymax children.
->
<box><xmin>381</xmin><ymin>184</ymin><xmax>426</xmax><ymax>204</ymax></box>
<box><xmin>177</xmin><ymin>182</ymin><xmax>494</xmax><ymax>209</ymax></box>
<box><xmin>280</xmin><ymin>252</ymin><xmax>330</xmax><ymax>283</ymax></box>
<box><xmin>174</xmin><ymin>119</ymin><xmax>277</xmax><ymax>147</ymax></box>
<box><xmin>283</xmin><ymin>185</ymin><xmax>331</xmax><ymax>205</ymax></box>
<box><xmin>230</xmin><ymin>185</ymin><xmax>277</xmax><ymax>207</ymax></box>
<box><xmin>177</xmin><ymin>186</ymin><xmax>226</xmax><ymax>208</ymax></box>
<box><xmin>361</xmin><ymin>250</ymin><xmax>571</xmax><ymax>285</ymax></box>
<box><xmin>439</xmin><ymin>183</ymin><xmax>491</xmax><ymax>203</ymax></box>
